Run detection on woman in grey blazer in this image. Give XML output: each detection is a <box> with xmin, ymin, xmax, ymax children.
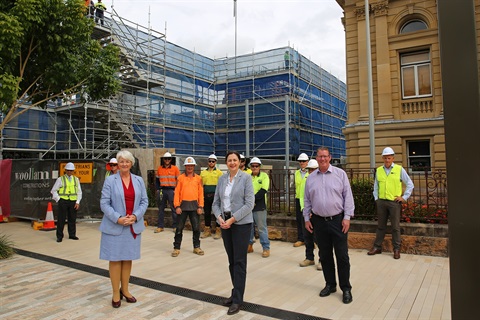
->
<box><xmin>212</xmin><ymin>151</ymin><xmax>254</xmax><ymax>315</ymax></box>
<box><xmin>99</xmin><ymin>150</ymin><xmax>148</xmax><ymax>308</ymax></box>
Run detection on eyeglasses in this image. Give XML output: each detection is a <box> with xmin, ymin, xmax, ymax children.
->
<box><xmin>316</xmin><ymin>155</ymin><xmax>330</xmax><ymax>159</ymax></box>
<box><xmin>110</xmin><ymin>164</ymin><xmax>118</xmax><ymax>166</ymax></box>
<box><xmin>164</xmin><ymin>158</ymin><xmax>172</xmax><ymax>160</ymax></box>
<box><xmin>250</xmin><ymin>165</ymin><xmax>260</xmax><ymax>168</ymax></box>
<box><xmin>299</xmin><ymin>160</ymin><xmax>308</xmax><ymax>163</ymax></box>
<box><xmin>208</xmin><ymin>160</ymin><xmax>216</xmax><ymax>163</ymax></box>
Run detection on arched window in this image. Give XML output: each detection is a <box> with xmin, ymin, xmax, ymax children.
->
<box><xmin>400</xmin><ymin>20</ymin><xmax>428</xmax><ymax>34</ymax></box>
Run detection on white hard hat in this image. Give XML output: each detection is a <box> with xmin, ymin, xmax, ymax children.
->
<box><xmin>297</xmin><ymin>153</ymin><xmax>309</xmax><ymax>161</ymax></box>
<box><xmin>382</xmin><ymin>147</ymin><xmax>395</xmax><ymax>156</ymax></box>
<box><xmin>109</xmin><ymin>158</ymin><xmax>118</xmax><ymax>164</ymax></box>
<box><xmin>250</xmin><ymin>157</ymin><xmax>261</xmax><ymax>165</ymax></box>
<box><xmin>183</xmin><ymin>157</ymin><xmax>196</xmax><ymax>166</ymax></box>
<box><xmin>65</xmin><ymin>162</ymin><xmax>75</xmax><ymax>171</ymax></box>
<box><xmin>306</xmin><ymin>159</ymin><xmax>318</xmax><ymax>169</ymax></box>
<box><xmin>163</xmin><ymin>152</ymin><xmax>172</xmax><ymax>158</ymax></box>
<box><xmin>208</xmin><ymin>154</ymin><xmax>217</xmax><ymax>160</ymax></box>
<box><xmin>240</xmin><ymin>154</ymin><xmax>245</xmax><ymax>159</ymax></box>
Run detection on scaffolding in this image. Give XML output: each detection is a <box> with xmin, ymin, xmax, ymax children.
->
<box><xmin>0</xmin><ymin>10</ymin><xmax>346</xmax><ymax>161</ymax></box>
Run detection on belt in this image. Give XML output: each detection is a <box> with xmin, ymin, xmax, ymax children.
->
<box><xmin>313</xmin><ymin>212</ymin><xmax>343</xmax><ymax>221</ymax></box>
<box><xmin>161</xmin><ymin>187</ymin><xmax>175</xmax><ymax>190</ymax></box>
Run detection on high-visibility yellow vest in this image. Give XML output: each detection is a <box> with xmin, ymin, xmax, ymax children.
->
<box><xmin>252</xmin><ymin>171</ymin><xmax>270</xmax><ymax>203</ymax></box>
<box><xmin>376</xmin><ymin>165</ymin><xmax>402</xmax><ymax>200</ymax></box>
<box><xmin>58</xmin><ymin>175</ymin><xmax>79</xmax><ymax>201</ymax></box>
<box><xmin>295</xmin><ymin>169</ymin><xmax>308</xmax><ymax>199</ymax></box>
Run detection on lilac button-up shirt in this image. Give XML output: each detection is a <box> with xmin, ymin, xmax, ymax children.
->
<box><xmin>303</xmin><ymin>165</ymin><xmax>355</xmax><ymax>221</ymax></box>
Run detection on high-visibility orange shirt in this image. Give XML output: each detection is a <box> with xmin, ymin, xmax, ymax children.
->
<box><xmin>174</xmin><ymin>173</ymin><xmax>204</xmax><ymax>208</ymax></box>
<box><xmin>156</xmin><ymin>165</ymin><xmax>180</xmax><ymax>188</ymax></box>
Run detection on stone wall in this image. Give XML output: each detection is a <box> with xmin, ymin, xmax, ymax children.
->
<box><xmin>144</xmin><ymin>208</ymin><xmax>449</xmax><ymax>257</ymax></box>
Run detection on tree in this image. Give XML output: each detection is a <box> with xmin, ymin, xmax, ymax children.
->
<box><xmin>0</xmin><ymin>0</ymin><xmax>120</xmax><ymax>132</ymax></box>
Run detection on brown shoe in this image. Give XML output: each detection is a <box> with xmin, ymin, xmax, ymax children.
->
<box><xmin>393</xmin><ymin>249</ymin><xmax>400</xmax><ymax>259</ymax></box>
<box><xmin>200</xmin><ymin>228</ymin><xmax>211</xmax><ymax>238</ymax></box>
<box><xmin>171</xmin><ymin>249</ymin><xmax>180</xmax><ymax>257</ymax></box>
<box><xmin>299</xmin><ymin>259</ymin><xmax>315</xmax><ymax>267</ymax></box>
<box><xmin>213</xmin><ymin>227</ymin><xmax>222</xmax><ymax>240</ymax></box>
<box><xmin>367</xmin><ymin>248</ymin><xmax>382</xmax><ymax>255</ymax></box>
<box><xmin>154</xmin><ymin>227</ymin><xmax>164</xmax><ymax>233</ymax></box>
<box><xmin>293</xmin><ymin>241</ymin><xmax>305</xmax><ymax>247</ymax></box>
<box><xmin>193</xmin><ymin>247</ymin><xmax>205</xmax><ymax>255</ymax></box>
<box><xmin>247</xmin><ymin>244</ymin><xmax>254</xmax><ymax>253</ymax></box>
<box><xmin>262</xmin><ymin>249</ymin><xmax>270</xmax><ymax>258</ymax></box>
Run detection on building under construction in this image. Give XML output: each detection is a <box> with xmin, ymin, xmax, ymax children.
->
<box><xmin>0</xmin><ymin>10</ymin><xmax>347</xmax><ymax>162</ymax></box>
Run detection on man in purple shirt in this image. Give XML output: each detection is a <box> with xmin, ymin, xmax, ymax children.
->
<box><xmin>303</xmin><ymin>147</ymin><xmax>355</xmax><ymax>304</ymax></box>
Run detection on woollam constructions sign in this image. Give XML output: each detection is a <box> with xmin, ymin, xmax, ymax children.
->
<box><xmin>2</xmin><ymin>160</ymin><xmax>109</xmax><ymax>220</ymax></box>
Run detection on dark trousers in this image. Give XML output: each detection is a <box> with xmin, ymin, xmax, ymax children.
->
<box><xmin>56</xmin><ymin>199</ymin><xmax>77</xmax><ymax>239</ymax></box>
<box><xmin>173</xmin><ymin>210</ymin><xmax>200</xmax><ymax>249</ymax></box>
<box><xmin>222</xmin><ymin>223</ymin><xmax>252</xmax><ymax>305</ymax></box>
<box><xmin>374</xmin><ymin>199</ymin><xmax>402</xmax><ymax>250</ymax></box>
<box><xmin>303</xmin><ymin>215</ymin><xmax>317</xmax><ymax>261</ymax></box>
<box><xmin>295</xmin><ymin>199</ymin><xmax>304</xmax><ymax>242</ymax></box>
<box><xmin>157</xmin><ymin>188</ymin><xmax>177</xmax><ymax>228</ymax></box>
<box><xmin>312</xmin><ymin>214</ymin><xmax>351</xmax><ymax>292</ymax></box>
<box><xmin>95</xmin><ymin>10</ymin><xmax>104</xmax><ymax>26</ymax></box>
<box><xmin>203</xmin><ymin>194</ymin><xmax>216</xmax><ymax>229</ymax></box>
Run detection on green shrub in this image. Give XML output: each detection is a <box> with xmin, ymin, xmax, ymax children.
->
<box><xmin>351</xmin><ymin>178</ymin><xmax>376</xmax><ymax>220</ymax></box>
<box><xmin>0</xmin><ymin>234</ymin><xmax>15</xmax><ymax>259</ymax></box>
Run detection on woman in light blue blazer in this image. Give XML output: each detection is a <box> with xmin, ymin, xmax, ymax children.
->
<box><xmin>100</xmin><ymin>150</ymin><xmax>148</xmax><ymax>308</ymax></box>
<box><xmin>212</xmin><ymin>151</ymin><xmax>254</xmax><ymax>315</ymax></box>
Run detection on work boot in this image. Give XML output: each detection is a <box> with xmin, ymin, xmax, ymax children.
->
<box><xmin>193</xmin><ymin>247</ymin><xmax>205</xmax><ymax>255</ymax></box>
<box><xmin>171</xmin><ymin>249</ymin><xmax>180</xmax><ymax>257</ymax></box>
<box><xmin>293</xmin><ymin>241</ymin><xmax>305</xmax><ymax>247</ymax></box>
<box><xmin>247</xmin><ymin>244</ymin><xmax>254</xmax><ymax>253</ymax></box>
<box><xmin>200</xmin><ymin>227</ymin><xmax>211</xmax><ymax>238</ymax></box>
<box><xmin>154</xmin><ymin>227</ymin><xmax>164</xmax><ymax>233</ymax></box>
<box><xmin>213</xmin><ymin>227</ymin><xmax>222</xmax><ymax>240</ymax></box>
<box><xmin>299</xmin><ymin>259</ymin><xmax>315</xmax><ymax>267</ymax></box>
<box><xmin>262</xmin><ymin>249</ymin><xmax>270</xmax><ymax>258</ymax></box>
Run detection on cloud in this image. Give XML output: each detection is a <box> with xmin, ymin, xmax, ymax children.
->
<box><xmin>111</xmin><ymin>0</ymin><xmax>346</xmax><ymax>81</ymax></box>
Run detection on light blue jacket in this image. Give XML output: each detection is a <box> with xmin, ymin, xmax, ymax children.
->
<box><xmin>99</xmin><ymin>173</ymin><xmax>148</xmax><ymax>235</ymax></box>
<box><xmin>212</xmin><ymin>170</ymin><xmax>254</xmax><ymax>225</ymax></box>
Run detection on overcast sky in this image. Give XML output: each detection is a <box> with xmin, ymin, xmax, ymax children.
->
<box><xmin>110</xmin><ymin>0</ymin><xmax>346</xmax><ymax>82</ymax></box>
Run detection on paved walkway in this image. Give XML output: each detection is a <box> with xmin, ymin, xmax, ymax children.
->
<box><xmin>0</xmin><ymin>221</ymin><xmax>451</xmax><ymax>319</ymax></box>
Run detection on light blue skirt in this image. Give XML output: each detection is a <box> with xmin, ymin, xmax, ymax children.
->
<box><xmin>100</xmin><ymin>226</ymin><xmax>141</xmax><ymax>261</ymax></box>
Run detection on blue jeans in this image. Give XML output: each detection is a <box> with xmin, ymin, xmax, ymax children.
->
<box><xmin>249</xmin><ymin>210</ymin><xmax>270</xmax><ymax>250</ymax></box>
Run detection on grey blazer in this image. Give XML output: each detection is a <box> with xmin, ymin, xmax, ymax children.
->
<box><xmin>212</xmin><ymin>170</ymin><xmax>254</xmax><ymax>225</ymax></box>
<box><xmin>99</xmin><ymin>173</ymin><xmax>148</xmax><ymax>235</ymax></box>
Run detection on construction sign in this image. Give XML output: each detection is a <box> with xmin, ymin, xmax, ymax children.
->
<box><xmin>59</xmin><ymin>162</ymin><xmax>94</xmax><ymax>184</ymax></box>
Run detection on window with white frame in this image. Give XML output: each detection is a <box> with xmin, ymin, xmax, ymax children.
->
<box><xmin>407</xmin><ymin>140</ymin><xmax>431</xmax><ymax>172</ymax></box>
<box><xmin>401</xmin><ymin>51</ymin><xmax>432</xmax><ymax>99</ymax></box>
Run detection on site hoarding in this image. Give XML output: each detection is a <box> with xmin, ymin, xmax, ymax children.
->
<box><xmin>2</xmin><ymin>160</ymin><xmax>109</xmax><ymax>220</ymax></box>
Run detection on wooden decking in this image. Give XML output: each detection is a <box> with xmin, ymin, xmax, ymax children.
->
<box><xmin>0</xmin><ymin>221</ymin><xmax>451</xmax><ymax>319</ymax></box>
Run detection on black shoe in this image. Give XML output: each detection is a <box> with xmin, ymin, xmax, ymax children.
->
<box><xmin>56</xmin><ymin>238</ymin><xmax>62</xmax><ymax>242</ymax></box>
<box><xmin>69</xmin><ymin>236</ymin><xmax>79</xmax><ymax>240</ymax></box>
<box><xmin>227</xmin><ymin>303</ymin><xmax>241</xmax><ymax>315</ymax></box>
<box><xmin>319</xmin><ymin>284</ymin><xmax>337</xmax><ymax>297</ymax></box>
<box><xmin>342</xmin><ymin>290</ymin><xmax>353</xmax><ymax>304</ymax></box>
<box><xmin>222</xmin><ymin>297</ymin><xmax>233</xmax><ymax>306</ymax></box>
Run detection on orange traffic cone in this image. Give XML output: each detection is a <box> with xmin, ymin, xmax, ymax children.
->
<box><xmin>41</xmin><ymin>202</ymin><xmax>56</xmax><ymax>231</ymax></box>
<box><xmin>0</xmin><ymin>206</ymin><xmax>5</xmax><ymax>223</ymax></box>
